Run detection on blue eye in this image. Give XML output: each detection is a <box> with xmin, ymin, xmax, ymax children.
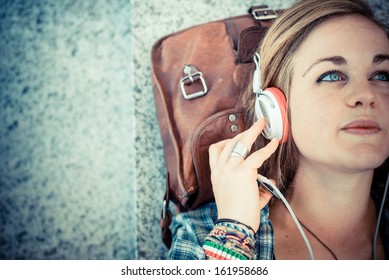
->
<box><xmin>371</xmin><ymin>72</ymin><xmax>389</xmax><ymax>81</ymax></box>
<box><xmin>317</xmin><ymin>71</ymin><xmax>344</xmax><ymax>83</ymax></box>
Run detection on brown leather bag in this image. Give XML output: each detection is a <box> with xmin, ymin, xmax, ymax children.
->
<box><xmin>151</xmin><ymin>5</ymin><xmax>281</xmax><ymax>248</ymax></box>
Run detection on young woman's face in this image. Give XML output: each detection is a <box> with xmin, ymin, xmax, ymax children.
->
<box><xmin>289</xmin><ymin>15</ymin><xmax>389</xmax><ymax>173</ymax></box>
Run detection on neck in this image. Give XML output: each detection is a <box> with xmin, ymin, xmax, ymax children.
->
<box><xmin>287</xmin><ymin>161</ymin><xmax>375</xmax><ymax>235</ymax></box>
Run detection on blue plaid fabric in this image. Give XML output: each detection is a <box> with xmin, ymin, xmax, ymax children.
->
<box><xmin>169</xmin><ymin>186</ymin><xmax>389</xmax><ymax>260</ymax></box>
<box><xmin>169</xmin><ymin>203</ymin><xmax>274</xmax><ymax>260</ymax></box>
<box><xmin>169</xmin><ymin>203</ymin><xmax>217</xmax><ymax>260</ymax></box>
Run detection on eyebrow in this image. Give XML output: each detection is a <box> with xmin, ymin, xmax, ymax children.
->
<box><xmin>372</xmin><ymin>54</ymin><xmax>389</xmax><ymax>64</ymax></box>
<box><xmin>302</xmin><ymin>54</ymin><xmax>389</xmax><ymax>77</ymax></box>
<box><xmin>302</xmin><ymin>56</ymin><xmax>347</xmax><ymax>77</ymax></box>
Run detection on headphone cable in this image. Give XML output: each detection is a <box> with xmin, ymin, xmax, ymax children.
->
<box><xmin>258</xmin><ymin>175</ymin><xmax>315</xmax><ymax>260</ymax></box>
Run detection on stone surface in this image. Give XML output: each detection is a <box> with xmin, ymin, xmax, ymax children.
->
<box><xmin>0</xmin><ymin>0</ymin><xmax>386</xmax><ymax>260</ymax></box>
<box><xmin>0</xmin><ymin>0</ymin><xmax>135</xmax><ymax>259</ymax></box>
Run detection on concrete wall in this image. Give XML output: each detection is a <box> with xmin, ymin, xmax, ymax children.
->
<box><xmin>0</xmin><ymin>0</ymin><xmax>387</xmax><ymax>260</ymax></box>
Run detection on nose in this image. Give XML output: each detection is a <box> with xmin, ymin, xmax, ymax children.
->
<box><xmin>345</xmin><ymin>80</ymin><xmax>377</xmax><ymax>108</ymax></box>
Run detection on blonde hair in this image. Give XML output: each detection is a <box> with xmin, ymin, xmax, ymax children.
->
<box><xmin>242</xmin><ymin>0</ymin><xmax>389</xmax><ymax>192</ymax></box>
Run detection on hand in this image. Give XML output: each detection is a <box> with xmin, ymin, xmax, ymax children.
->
<box><xmin>208</xmin><ymin>118</ymin><xmax>279</xmax><ymax>232</ymax></box>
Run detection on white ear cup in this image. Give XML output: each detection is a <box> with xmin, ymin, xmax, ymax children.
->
<box><xmin>252</xmin><ymin>53</ymin><xmax>288</xmax><ymax>142</ymax></box>
<box><xmin>255</xmin><ymin>90</ymin><xmax>284</xmax><ymax>141</ymax></box>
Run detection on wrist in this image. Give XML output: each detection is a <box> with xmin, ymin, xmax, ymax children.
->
<box><xmin>216</xmin><ymin>218</ymin><xmax>257</xmax><ymax>237</ymax></box>
<box><xmin>216</xmin><ymin>207</ymin><xmax>260</xmax><ymax>233</ymax></box>
<box><xmin>203</xmin><ymin>224</ymin><xmax>256</xmax><ymax>260</ymax></box>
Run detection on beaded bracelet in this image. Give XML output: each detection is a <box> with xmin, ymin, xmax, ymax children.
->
<box><xmin>209</xmin><ymin>226</ymin><xmax>255</xmax><ymax>252</ymax></box>
<box><xmin>215</xmin><ymin>222</ymin><xmax>255</xmax><ymax>240</ymax></box>
<box><xmin>215</xmin><ymin>218</ymin><xmax>256</xmax><ymax>237</ymax></box>
<box><xmin>203</xmin><ymin>225</ymin><xmax>256</xmax><ymax>260</ymax></box>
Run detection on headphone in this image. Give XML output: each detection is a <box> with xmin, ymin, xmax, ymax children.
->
<box><xmin>253</xmin><ymin>53</ymin><xmax>289</xmax><ymax>143</ymax></box>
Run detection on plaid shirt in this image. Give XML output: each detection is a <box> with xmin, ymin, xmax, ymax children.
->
<box><xmin>169</xmin><ymin>203</ymin><xmax>275</xmax><ymax>260</ymax></box>
<box><xmin>169</xmin><ymin>186</ymin><xmax>389</xmax><ymax>260</ymax></box>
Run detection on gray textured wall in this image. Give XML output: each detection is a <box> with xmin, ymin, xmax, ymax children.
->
<box><xmin>1</xmin><ymin>0</ymin><xmax>135</xmax><ymax>259</ymax></box>
<box><xmin>0</xmin><ymin>0</ymin><xmax>387</xmax><ymax>260</ymax></box>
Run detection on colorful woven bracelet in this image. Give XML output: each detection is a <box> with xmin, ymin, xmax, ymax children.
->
<box><xmin>204</xmin><ymin>225</ymin><xmax>255</xmax><ymax>259</ymax></box>
<box><xmin>203</xmin><ymin>240</ymin><xmax>248</xmax><ymax>260</ymax></box>
<box><xmin>215</xmin><ymin>221</ymin><xmax>255</xmax><ymax>239</ymax></box>
<box><xmin>209</xmin><ymin>224</ymin><xmax>255</xmax><ymax>250</ymax></box>
<box><xmin>215</xmin><ymin>218</ymin><xmax>256</xmax><ymax>237</ymax></box>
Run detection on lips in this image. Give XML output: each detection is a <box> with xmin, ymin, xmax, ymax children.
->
<box><xmin>341</xmin><ymin>119</ymin><xmax>381</xmax><ymax>135</ymax></box>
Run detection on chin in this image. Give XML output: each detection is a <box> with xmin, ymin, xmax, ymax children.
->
<box><xmin>334</xmin><ymin>146</ymin><xmax>388</xmax><ymax>173</ymax></box>
<box><xmin>344</xmin><ymin>142</ymin><xmax>389</xmax><ymax>168</ymax></box>
<box><xmin>341</xmin><ymin>154</ymin><xmax>388</xmax><ymax>172</ymax></box>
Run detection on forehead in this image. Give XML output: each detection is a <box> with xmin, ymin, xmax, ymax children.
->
<box><xmin>293</xmin><ymin>14</ymin><xmax>389</xmax><ymax>70</ymax></box>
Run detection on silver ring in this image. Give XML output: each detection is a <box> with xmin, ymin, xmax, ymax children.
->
<box><xmin>230</xmin><ymin>141</ymin><xmax>249</xmax><ymax>159</ymax></box>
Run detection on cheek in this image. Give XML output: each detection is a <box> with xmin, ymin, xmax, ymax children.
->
<box><xmin>289</xmin><ymin>92</ymin><xmax>333</xmax><ymax>153</ymax></box>
<box><xmin>290</xmin><ymin>96</ymin><xmax>325</xmax><ymax>138</ymax></box>
<box><xmin>290</xmin><ymin>105</ymin><xmax>322</xmax><ymax>144</ymax></box>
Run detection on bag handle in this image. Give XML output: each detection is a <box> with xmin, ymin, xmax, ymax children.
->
<box><xmin>249</xmin><ymin>5</ymin><xmax>278</xmax><ymax>22</ymax></box>
<box><xmin>225</xmin><ymin>5</ymin><xmax>279</xmax><ymax>61</ymax></box>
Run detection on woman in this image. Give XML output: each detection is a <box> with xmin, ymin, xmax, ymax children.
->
<box><xmin>169</xmin><ymin>0</ymin><xmax>389</xmax><ymax>260</ymax></box>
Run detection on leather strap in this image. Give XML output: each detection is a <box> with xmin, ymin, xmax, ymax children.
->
<box><xmin>161</xmin><ymin>172</ymin><xmax>173</xmax><ymax>248</ymax></box>
<box><xmin>225</xmin><ymin>15</ymin><xmax>258</xmax><ymax>56</ymax></box>
<box><xmin>225</xmin><ymin>5</ymin><xmax>279</xmax><ymax>63</ymax></box>
<box><xmin>236</xmin><ymin>25</ymin><xmax>268</xmax><ymax>64</ymax></box>
<box><xmin>248</xmin><ymin>5</ymin><xmax>278</xmax><ymax>26</ymax></box>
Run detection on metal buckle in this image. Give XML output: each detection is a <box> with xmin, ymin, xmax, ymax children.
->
<box><xmin>180</xmin><ymin>64</ymin><xmax>208</xmax><ymax>100</ymax></box>
<box><xmin>252</xmin><ymin>8</ymin><xmax>277</xmax><ymax>21</ymax></box>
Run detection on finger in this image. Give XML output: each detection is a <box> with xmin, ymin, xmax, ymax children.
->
<box><xmin>228</xmin><ymin>118</ymin><xmax>266</xmax><ymax>160</ymax></box>
<box><xmin>258</xmin><ymin>177</ymin><xmax>278</xmax><ymax>199</ymax></box>
<box><xmin>220</xmin><ymin>118</ymin><xmax>266</xmax><ymax>164</ymax></box>
<box><xmin>258</xmin><ymin>185</ymin><xmax>273</xmax><ymax>206</ymax></box>
<box><xmin>209</xmin><ymin>139</ymin><xmax>230</xmax><ymax>170</ymax></box>
<box><xmin>237</xmin><ymin>118</ymin><xmax>266</xmax><ymax>151</ymax></box>
<box><xmin>242</xmin><ymin>138</ymin><xmax>279</xmax><ymax>169</ymax></box>
<box><xmin>216</xmin><ymin>132</ymin><xmax>243</xmax><ymax>165</ymax></box>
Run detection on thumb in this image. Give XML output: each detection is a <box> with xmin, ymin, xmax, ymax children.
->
<box><xmin>258</xmin><ymin>178</ymin><xmax>278</xmax><ymax>206</ymax></box>
<box><xmin>258</xmin><ymin>186</ymin><xmax>273</xmax><ymax>208</ymax></box>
